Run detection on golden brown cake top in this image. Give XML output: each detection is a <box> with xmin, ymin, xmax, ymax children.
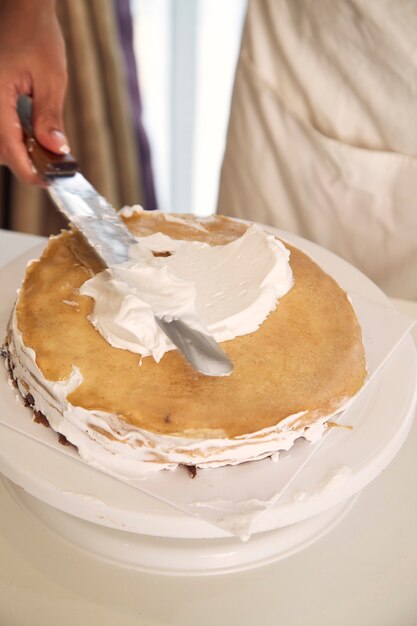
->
<box><xmin>15</xmin><ymin>213</ymin><xmax>366</xmax><ymax>438</ymax></box>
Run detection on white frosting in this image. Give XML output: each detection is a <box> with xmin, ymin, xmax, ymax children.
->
<box><xmin>118</xmin><ymin>204</ymin><xmax>145</xmax><ymax>219</ymax></box>
<box><xmin>79</xmin><ymin>224</ymin><xmax>294</xmax><ymax>363</ymax></box>
<box><xmin>292</xmin><ymin>466</ymin><xmax>353</xmax><ymax>503</ymax></box>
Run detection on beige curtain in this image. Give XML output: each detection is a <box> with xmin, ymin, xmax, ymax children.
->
<box><xmin>0</xmin><ymin>0</ymin><xmax>143</xmax><ymax>236</ymax></box>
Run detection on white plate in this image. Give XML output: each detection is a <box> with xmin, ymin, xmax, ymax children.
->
<box><xmin>0</xmin><ymin>231</ymin><xmax>416</xmax><ymax>543</ymax></box>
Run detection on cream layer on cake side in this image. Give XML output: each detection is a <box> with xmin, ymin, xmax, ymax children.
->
<box><xmin>6</xmin><ymin>309</ymin><xmax>349</xmax><ymax>477</ymax></box>
<box><xmin>3</xmin><ymin>210</ymin><xmax>367</xmax><ymax>478</ymax></box>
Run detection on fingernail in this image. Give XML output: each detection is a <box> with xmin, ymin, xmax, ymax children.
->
<box><xmin>50</xmin><ymin>130</ymin><xmax>70</xmax><ymax>154</ymax></box>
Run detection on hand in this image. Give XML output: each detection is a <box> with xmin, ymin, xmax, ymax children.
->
<box><xmin>0</xmin><ymin>0</ymin><xmax>69</xmax><ymax>185</ymax></box>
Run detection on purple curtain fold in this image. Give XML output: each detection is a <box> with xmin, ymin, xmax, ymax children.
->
<box><xmin>114</xmin><ymin>0</ymin><xmax>158</xmax><ymax>210</ymax></box>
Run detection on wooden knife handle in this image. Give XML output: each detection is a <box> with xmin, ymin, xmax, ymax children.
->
<box><xmin>17</xmin><ymin>95</ymin><xmax>79</xmax><ymax>179</ymax></box>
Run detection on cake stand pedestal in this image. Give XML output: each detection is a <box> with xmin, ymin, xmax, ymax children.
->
<box><xmin>4</xmin><ymin>477</ymin><xmax>358</xmax><ymax>576</ymax></box>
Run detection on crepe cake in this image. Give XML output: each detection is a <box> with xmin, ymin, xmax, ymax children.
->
<box><xmin>3</xmin><ymin>210</ymin><xmax>367</xmax><ymax>477</ymax></box>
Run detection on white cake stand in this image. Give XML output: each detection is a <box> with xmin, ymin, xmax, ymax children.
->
<box><xmin>0</xmin><ymin>234</ymin><xmax>416</xmax><ymax>575</ymax></box>
<box><xmin>0</xmin><ymin>330</ymin><xmax>415</xmax><ymax>575</ymax></box>
<box><xmin>2</xmin><ymin>477</ymin><xmax>359</xmax><ymax>576</ymax></box>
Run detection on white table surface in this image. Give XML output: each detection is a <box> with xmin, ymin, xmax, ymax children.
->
<box><xmin>0</xmin><ymin>228</ymin><xmax>416</xmax><ymax>626</ymax></box>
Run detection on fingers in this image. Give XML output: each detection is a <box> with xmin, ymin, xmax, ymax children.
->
<box><xmin>0</xmin><ymin>73</ymin><xmax>69</xmax><ymax>186</ymax></box>
<box><xmin>0</xmin><ymin>0</ymin><xmax>68</xmax><ymax>186</ymax></box>
<box><xmin>0</xmin><ymin>87</ymin><xmax>46</xmax><ymax>186</ymax></box>
<box><xmin>32</xmin><ymin>73</ymin><xmax>69</xmax><ymax>155</ymax></box>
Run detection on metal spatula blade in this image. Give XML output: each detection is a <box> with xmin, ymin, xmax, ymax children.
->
<box><xmin>17</xmin><ymin>96</ymin><xmax>233</xmax><ymax>377</ymax></box>
<box><xmin>156</xmin><ymin>318</ymin><xmax>233</xmax><ymax>377</ymax></box>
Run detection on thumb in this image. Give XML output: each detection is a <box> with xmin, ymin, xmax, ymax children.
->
<box><xmin>32</xmin><ymin>86</ymin><xmax>70</xmax><ymax>155</ymax></box>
